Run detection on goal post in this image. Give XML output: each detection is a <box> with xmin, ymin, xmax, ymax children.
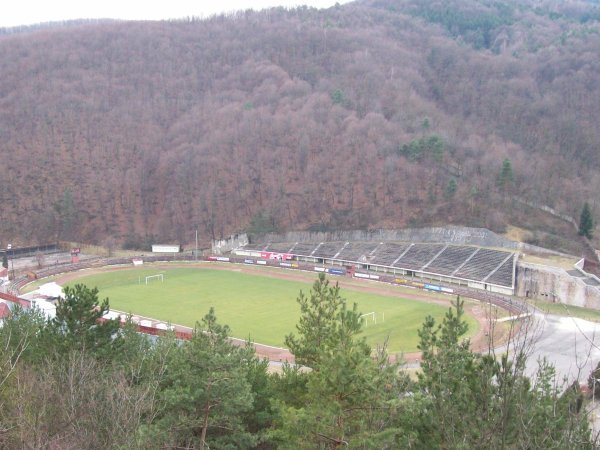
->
<box><xmin>360</xmin><ymin>312</ymin><xmax>385</xmax><ymax>326</ymax></box>
<box><xmin>145</xmin><ymin>274</ymin><xmax>164</xmax><ymax>285</ymax></box>
<box><xmin>360</xmin><ymin>312</ymin><xmax>376</xmax><ymax>326</ymax></box>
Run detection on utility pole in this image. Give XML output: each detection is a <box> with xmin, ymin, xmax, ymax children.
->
<box><xmin>7</xmin><ymin>244</ymin><xmax>14</xmax><ymax>280</ymax></box>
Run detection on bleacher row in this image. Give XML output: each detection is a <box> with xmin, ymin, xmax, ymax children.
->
<box><xmin>242</xmin><ymin>241</ymin><xmax>515</xmax><ymax>288</ymax></box>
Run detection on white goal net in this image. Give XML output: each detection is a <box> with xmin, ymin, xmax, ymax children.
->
<box><xmin>145</xmin><ymin>274</ymin><xmax>164</xmax><ymax>285</ymax></box>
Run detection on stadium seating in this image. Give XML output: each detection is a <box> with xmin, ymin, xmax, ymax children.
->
<box><xmin>424</xmin><ymin>245</ymin><xmax>479</xmax><ymax>276</ymax></box>
<box><xmin>455</xmin><ymin>249</ymin><xmax>511</xmax><ymax>282</ymax></box>
<box><xmin>369</xmin><ymin>243</ymin><xmax>410</xmax><ymax>266</ymax></box>
<box><xmin>312</xmin><ymin>242</ymin><xmax>346</xmax><ymax>259</ymax></box>
<box><xmin>237</xmin><ymin>240</ymin><xmax>516</xmax><ymax>289</ymax></box>
<box><xmin>485</xmin><ymin>257</ymin><xmax>515</xmax><ymax>287</ymax></box>
<box><xmin>288</xmin><ymin>242</ymin><xmax>320</xmax><ymax>256</ymax></box>
<box><xmin>335</xmin><ymin>242</ymin><xmax>379</xmax><ymax>262</ymax></box>
<box><xmin>242</xmin><ymin>243</ymin><xmax>269</xmax><ymax>251</ymax></box>
<box><xmin>393</xmin><ymin>244</ymin><xmax>446</xmax><ymax>270</ymax></box>
<box><xmin>266</xmin><ymin>242</ymin><xmax>296</xmax><ymax>253</ymax></box>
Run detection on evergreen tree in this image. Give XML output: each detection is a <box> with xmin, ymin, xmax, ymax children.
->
<box><xmin>405</xmin><ymin>297</ymin><xmax>594</xmax><ymax>449</ymax></box>
<box><xmin>445</xmin><ymin>177</ymin><xmax>457</xmax><ymax>199</ymax></box>
<box><xmin>579</xmin><ymin>202</ymin><xmax>594</xmax><ymax>239</ymax></box>
<box><xmin>246</xmin><ymin>209</ymin><xmax>278</xmax><ymax>235</ymax></box>
<box><xmin>588</xmin><ymin>361</ymin><xmax>600</xmax><ymax>397</ymax></box>
<box><xmin>2</xmin><ymin>253</ymin><xmax>7</xmax><ymax>269</ymax></box>
<box><xmin>274</xmin><ymin>275</ymin><xmax>407</xmax><ymax>448</ymax></box>
<box><xmin>0</xmin><ymin>306</ymin><xmax>47</xmax><ymax>366</ymax></box>
<box><xmin>284</xmin><ymin>273</ymin><xmax>344</xmax><ymax>369</ymax></box>
<box><xmin>153</xmin><ymin>308</ymin><xmax>259</xmax><ymax>449</ymax></box>
<box><xmin>46</xmin><ymin>284</ymin><xmax>122</xmax><ymax>358</ymax></box>
<box><xmin>53</xmin><ymin>188</ymin><xmax>77</xmax><ymax>241</ymax></box>
<box><xmin>497</xmin><ymin>158</ymin><xmax>514</xmax><ymax>189</ymax></box>
<box><xmin>331</xmin><ymin>88</ymin><xmax>345</xmax><ymax>105</ymax></box>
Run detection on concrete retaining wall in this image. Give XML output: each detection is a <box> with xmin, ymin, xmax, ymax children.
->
<box><xmin>257</xmin><ymin>227</ymin><xmax>518</xmax><ymax>249</ymax></box>
<box><xmin>255</xmin><ymin>227</ymin><xmax>566</xmax><ymax>257</ymax></box>
<box><xmin>516</xmin><ymin>262</ymin><xmax>600</xmax><ymax>309</ymax></box>
<box><xmin>212</xmin><ymin>233</ymin><xmax>249</xmax><ymax>255</ymax></box>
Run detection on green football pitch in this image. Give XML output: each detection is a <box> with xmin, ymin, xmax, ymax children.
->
<box><xmin>66</xmin><ymin>267</ymin><xmax>478</xmax><ymax>353</ymax></box>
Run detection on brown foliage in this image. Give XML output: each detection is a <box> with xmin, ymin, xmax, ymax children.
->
<box><xmin>0</xmin><ymin>1</ymin><xmax>599</xmax><ymax>248</ymax></box>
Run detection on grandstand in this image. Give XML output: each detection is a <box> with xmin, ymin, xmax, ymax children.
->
<box><xmin>393</xmin><ymin>244</ymin><xmax>446</xmax><ymax>271</ymax></box>
<box><xmin>312</xmin><ymin>242</ymin><xmax>344</xmax><ymax>259</ymax></box>
<box><xmin>370</xmin><ymin>243</ymin><xmax>411</xmax><ymax>266</ymax></box>
<box><xmin>235</xmin><ymin>241</ymin><xmax>516</xmax><ymax>295</ymax></box>
<box><xmin>335</xmin><ymin>242</ymin><xmax>380</xmax><ymax>263</ymax></box>
<box><xmin>264</xmin><ymin>242</ymin><xmax>295</xmax><ymax>253</ymax></box>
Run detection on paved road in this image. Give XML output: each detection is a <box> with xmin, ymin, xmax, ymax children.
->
<box><xmin>401</xmin><ymin>309</ymin><xmax>600</xmax><ymax>386</ymax></box>
<box><xmin>501</xmin><ymin>312</ymin><xmax>600</xmax><ymax>385</ymax></box>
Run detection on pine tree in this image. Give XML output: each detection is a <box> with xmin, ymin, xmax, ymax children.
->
<box><xmin>154</xmin><ymin>308</ymin><xmax>258</xmax><ymax>449</ymax></box>
<box><xmin>444</xmin><ymin>177</ymin><xmax>457</xmax><ymax>199</ymax></box>
<box><xmin>410</xmin><ymin>297</ymin><xmax>594</xmax><ymax>449</ymax></box>
<box><xmin>497</xmin><ymin>158</ymin><xmax>514</xmax><ymax>189</ymax></box>
<box><xmin>47</xmin><ymin>284</ymin><xmax>122</xmax><ymax>357</ymax></box>
<box><xmin>284</xmin><ymin>273</ymin><xmax>344</xmax><ymax>369</ymax></box>
<box><xmin>274</xmin><ymin>275</ymin><xmax>406</xmax><ymax>449</ymax></box>
<box><xmin>579</xmin><ymin>202</ymin><xmax>594</xmax><ymax>239</ymax></box>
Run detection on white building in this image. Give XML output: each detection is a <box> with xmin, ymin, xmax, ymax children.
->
<box><xmin>151</xmin><ymin>244</ymin><xmax>181</xmax><ymax>253</ymax></box>
<box><xmin>38</xmin><ymin>282</ymin><xmax>64</xmax><ymax>299</ymax></box>
<box><xmin>30</xmin><ymin>298</ymin><xmax>56</xmax><ymax>319</ymax></box>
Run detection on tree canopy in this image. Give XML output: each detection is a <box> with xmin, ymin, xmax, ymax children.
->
<box><xmin>579</xmin><ymin>202</ymin><xmax>594</xmax><ymax>239</ymax></box>
<box><xmin>0</xmin><ymin>276</ymin><xmax>595</xmax><ymax>448</ymax></box>
<box><xmin>0</xmin><ymin>0</ymin><xmax>599</xmax><ymax>248</ymax></box>
<box><xmin>46</xmin><ymin>283</ymin><xmax>122</xmax><ymax>358</ymax></box>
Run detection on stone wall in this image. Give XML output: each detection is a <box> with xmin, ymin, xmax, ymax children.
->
<box><xmin>256</xmin><ymin>227</ymin><xmax>566</xmax><ymax>257</ymax></box>
<box><xmin>257</xmin><ymin>227</ymin><xmax>518</xmax><ymax>249</ymax></box>
<box><xmin>211</xmin><ymin>233</ymin><xmax>249</xmax><ymax>255</ymax></box>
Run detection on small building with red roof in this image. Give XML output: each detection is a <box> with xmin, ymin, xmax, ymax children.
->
<box><xmin>0</xmin><ymin>302</ymin><xmax>11</xmax><ymax>321</ymax></box>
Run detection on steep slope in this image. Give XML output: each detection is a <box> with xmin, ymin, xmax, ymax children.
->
<box><xmin>0</xmin><ymin>0</ymin><xmax>598</xmax><ymax>250</ymax></box>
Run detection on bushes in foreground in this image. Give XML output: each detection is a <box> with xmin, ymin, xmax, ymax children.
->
<box><xmin>0</xmin><ymin>278</ymin><xmax>594</xmax><ymax>449</ymax></box>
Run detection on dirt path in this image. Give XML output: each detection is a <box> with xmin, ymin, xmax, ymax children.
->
<box><xmin>46</xmin><ymin>262</ymin><xmax>507</xmax><ymax>363</ymax></box>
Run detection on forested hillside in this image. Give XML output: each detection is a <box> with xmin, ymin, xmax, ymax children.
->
<box><xmin>0</xmin><ymin>0</ymin><xmax>599</xmax><ymax>250</ymax></box>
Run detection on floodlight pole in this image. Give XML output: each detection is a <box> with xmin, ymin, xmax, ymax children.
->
<box><xmin>195</xmin><ymin>228</ymin><xmax>198</xmax><ymax>261</ymax></box>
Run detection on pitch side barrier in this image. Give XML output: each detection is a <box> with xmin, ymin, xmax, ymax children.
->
<box><xmin>10</xmin><ymin>254</ymin><xmax>527</xmax><ymax>318</ymax></box>
<box><xmin>136</xmin><ymin>323</ymin><xmax>192</xmax><ymax>341</ymax></box>
<box><xmin>96</xmin><ymin>316</ymin><xmax>193</xmax><ymax>341</ymax></box>
<box><xmin>0</xmin><ymin>291</ymin><xmax>30</xmax><ymax>308</ymax></box>
<box><xmin>206</xmin><ymin>256</ymin><xmax>529</xmax><ymax>316</ymax></box>
<box><xmin>118</xmin><ymin>321</ymin><xmax>291</xmax><ymax>361</ymax></box>
<box><xmin>16</xmin><ymin>255</ymin><xmax>198</xmax><ymax>284</ymax></box>
<box><xmin>9</xmin><ymin>255</ymin><xmax>199</xmax><ymax>298</ymax></box>
<box><xmin>209</xmin><ymin>255</ymin><xmax>353</xmax><ymax>276</ymax></box>
<box><xmin>102</xmin><ymin>317</ymin><xmax>289</xmax><ymax>361</ymax></box>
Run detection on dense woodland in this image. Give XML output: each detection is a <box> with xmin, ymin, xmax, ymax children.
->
<box><xmin>0</xmin><ymin>275</ymin><xmax>595</xmax><ymax>448</ymax></box>
<box><xmin>0</xmin><ymin>0</ymin><xmax>599</xmax><ymax>252</ymax></box>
